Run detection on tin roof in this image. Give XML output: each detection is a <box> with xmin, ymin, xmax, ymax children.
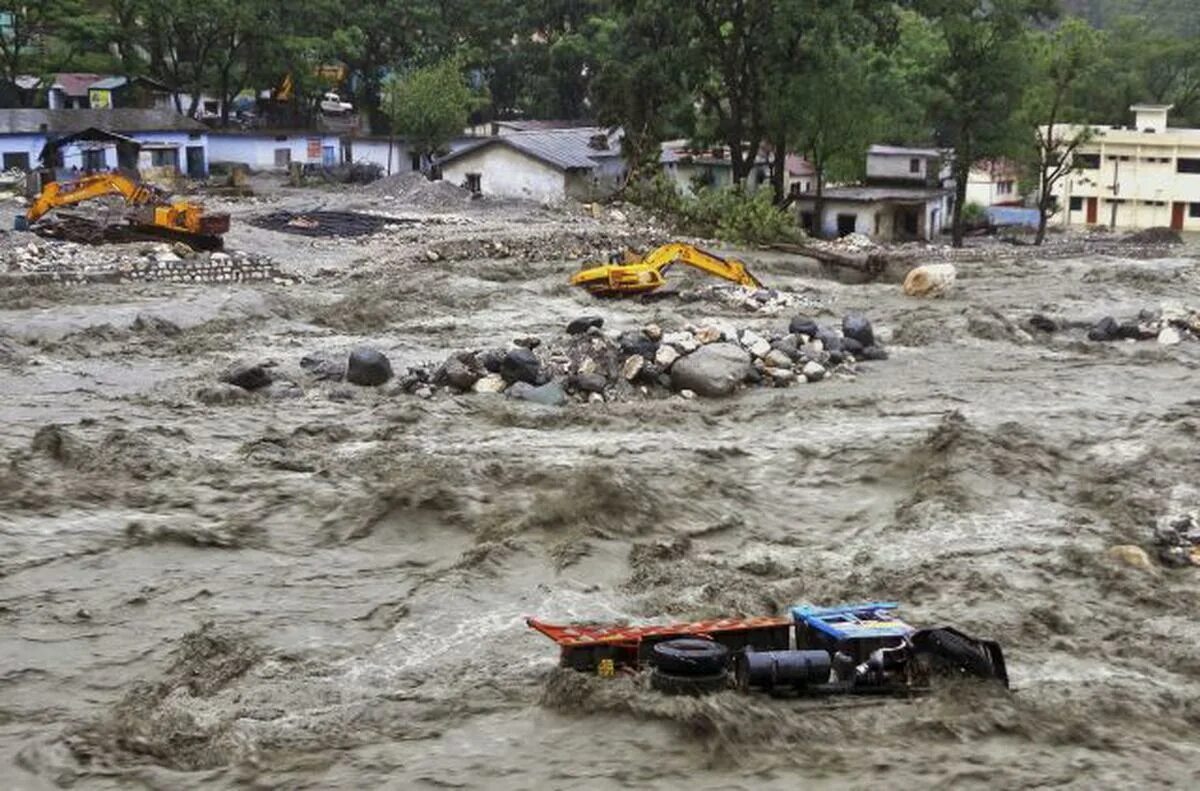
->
<box><xmin>0</xmin><ymin>108</ymin><xmax>207</xmax><ymax>135</ymax></box>
<box><xmin>439</xmin><ymin>127</ymin><xmax>621</xmax><ymax>171</ymax></box>
<box><xmin>89</xmin><ymin>76</ymin><xmax>129</xmax><ymax>91</ymax></box>
<box><xmin>51</xmin><ymin>73</ymin><xmax>109</xmax><ymax>97</ymax></box>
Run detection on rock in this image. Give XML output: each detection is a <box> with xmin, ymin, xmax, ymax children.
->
<box><xmin>1158</xmin><ymin>326</ymin><xmax>1182</xmax><ymax>346</ymax></box>
<box><xmin>842</xmin><ymin>314</ymin><xmax>875</xmax><ymax>347</ymax></box>
<box><xmin>655</xmin><ymin>345</ymin><xmax>680</xmax><ymax>368</ymax></box>
<box><xmin>475</xmin><ymin>348</ymin><xmax>505</xmax><ymax>373</ymax></box>
<box><xmin>567</xmin><ymin>315</ymin><xmax>603</xmax><ymax>335</ymax></box>
<box><xmin>426</xmin><ymin>249</ymin><xmax>440</xmax><ymax>262</ymax></box>
<box><xmin>860</xmin><ymin>346</ymin><xmax>889</xmax><ymax>361</ymax></box>
<box><xmin>130</xmin><ymin>314</ymin><xmax>181</xmax><ymax>336</ymax></box>
<box><xmin>574</xmin><ymin>372</ymin><xmax>607</xmax><ymax>393</ymax></box>
<box><xmin>513</xmin><ymin>335</ymin><xmax>541</xmax><ymax>349</ymax></box>
<box><xmin>441</xmin><ymin>357</ymin><xmax>480</xmax><ymax>390</ymax></box>
<box><xmin>662</xmin><ymin>331</ymin><xmax>700</xmax><ymax>354</ymax></box>
<box><xmin>670</xmin><ymin>342</ymin><xmax>752</xmax><ymax>398</ymax></box>
<box><xmin>816</xmin><ymin>328</ymin><xmax>842</xmax><ymax>352</ymax></box>
<box><xmin>1106</xmin><ymin>544</ymin><xmax>1154</xmax><ymax>571</ymax></box>
<box><xmin>1088</xmin><ymin>316</ymin><xmax>1121</xmax><ymax>342</ymax></box>
<box><xmin>789</xmin><ymin>315</ymin><xmax>819</xmax><ymax>337</ymax></box>
<box><xmin>346</xmin><ymin>347</ymin><xmax>394</xmax><ymax>386</ymax></box>
<box><xmin>679</xmin><ymin>389</ymin><xmax>696</xmax><ymax>400</ymax></box>
<box><xmin>220</xmin><ymin>361</ymin><xmax>272</xmax><ymax>391</ymax></box>
<box><xmin>473</xmin><ymin>373</ymin><xmax>507</xmax><ymax>394</ymax></box>
<box><xmin>265</xmin><ymin>380</ymin><xmax>303</xmax><ymax>399</ymax></box>
<box><xmin>172</xmin><ymin>241</ymin><xmax>195</xmax><ymax>259</ymax></box>
<box><xmin>1028</xmin><ymin>314</ymin><xmax>1058</xmax><ymax>333</ymax></box>
<box><xmin>1116</xmin><ymin>321</ymin><xmax>1143</xmax><ymax>340</ymax></box>
<box><xmin>771</xmin><ymin>335</ymin><xmax>800</xmax><ymax>358</ymax></box>
<box><xmin>414</xmin><ymin>385</ymin><xmax>434</xmax><ymax>399</ymax></box>
<box><xmin>902</xmin><ymin>263</ymin><xmax>957</xmax><ymax>298</ymax></box>
<box><xmin>643</xmin><ymin>323</ymin><xmax>663</xmax><ymax>341</ymax></box>
<box><xmin>802</xmin><ymin>361</ymin><xmax>827</xmax><ymax>382</ymax></box>
<box><xmin>500</xmin><ymin>348</ymin><xmax>541</xmax><ymax>384</ymax></box>
<box><xmin>588</xmin><ymin>392</ymin><xmax>605</xmax><ymax>404</ymax></box>
<box><xmin>300</xmin><ymin>353</ymin><xmax>346</xmax><ymax>381</ymax></box>
<box><xmin>693</xmin><ymin>326</ymin><xmax>723</xmax><ymax>345</ymax></box>
<box><xmin>764</xmin><ymin>349</ymin><xmax>793</xmax><ymax>369</ymax></box>
<box><xmin>617</xmin><ymin>330</ymin><xmax>658</xmax><ymax>358</ymax></box>
<box><xmin>622</xmin><ymin>354</ymin><xmax>645</xmax><ymax>381</ymax></box>
<box><xmin>840</xmin><ymin>337</ymin><xmax>864</xmax><ymax>355</ymax></box>
<box><xmin>740</xmin><ymin>329</ymin><xmax>771</xmax><ymax>358</ymax></box>
<box><xmin>766</xmin><ymin>367</ymin><xmax>796</xmax><ymax>385</ymax></box>
<box><xmin>508</xmin><ymin>380</ymin><xmax>567</xmax><ymax>406</ymax></box>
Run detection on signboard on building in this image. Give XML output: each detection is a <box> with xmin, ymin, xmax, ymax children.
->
<box><xmin>307</xmin><ymin>137</ymin><xmax>321</xmax><ymax>161</ymax></box>
<box><xmin>89</xmin><ymin>89</ymin><xmax>112</xmax><ymax>109</ymax></box>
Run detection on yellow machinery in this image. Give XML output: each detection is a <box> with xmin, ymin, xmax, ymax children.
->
<box><xmin>20</xmin><ymin>173</ymin><xmax>230</xmax><ymax>249</ymax></box>
<box><xmin>570</xmin><ymin>242</ymin><xmax>763</xmax><ymax>297</ymax></box>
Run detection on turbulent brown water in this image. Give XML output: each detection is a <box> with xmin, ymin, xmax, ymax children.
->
<box><xmin>3</xmin><ymin>191</ymin><xmax>1200</xmax><ymax>789</ymax></box>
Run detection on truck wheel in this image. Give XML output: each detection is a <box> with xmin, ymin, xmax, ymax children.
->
<box><xmin>650</xmin><ymin>639</ymin><xmax>729</xmax><ymax>676</ymax></box>
<box><xmin>650</xmin><ymin>668</ymin><xmax>729</xmax><ymax>695</ymax></box>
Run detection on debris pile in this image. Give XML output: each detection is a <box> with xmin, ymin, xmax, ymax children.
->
<box><xmin>421</xmin><ymin>230</ymin><xmax>666</xmax><ymax>263</ymax></box>
<box><xmin>1154</xmin><ymin>513</ymin><xmax>1200</xmax><ymax>568</ymax></box>
<box><xmin>361</xmin><ymin>171</ymin><xmax>473</xmax><ymax>209</ymax></box>
<box><xmin>1086</xmin><ymin>304</ymin><xmax>1200</xmax><ymax>345</ymax></box>
<box><xmin>675</xmin><ymin>283</ymin><xmax>819</xmax><ymax>315</ymax></box>
<box><xmin>390</xmin><ymin>312</ymin><xmax>888</xmax><ymax>403</ymax></box>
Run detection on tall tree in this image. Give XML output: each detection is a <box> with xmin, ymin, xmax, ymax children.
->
<box><xmin>920</xmin><ymin>0</ymin><xmax>1057</xmax><ymax>246</ymax></box>
<box><xmin>382</xmin><ymin>57</ymin><xmax>476</xmax><ymax>171</ymax></box>
<box><xmin>1023</xmin><ymin>18</ymin><xmax>1104</xmax><ymax>244</ymax></box>
<box><xmin>0</xmin><ymin>1</ymin><xmax>89</xmax><ymax>102</ymax></box>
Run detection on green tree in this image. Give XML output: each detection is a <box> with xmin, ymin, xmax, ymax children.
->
<box><xmin>382</xmin><ymin>57</ymin><xmax>475</xmax><ymax>170</ymax></box>
<box><xmin>1023</xmin><ymin>18</ymin><xmax>1104</xmax><ymax>244</ymax></box>
<box><xmin>920</xmin><ymin>0</ymin><xmax>1057</xmax><ymax>246</ymax></box>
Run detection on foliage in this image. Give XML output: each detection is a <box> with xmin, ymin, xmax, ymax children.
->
<box><xmin>961</xmin><ymin>201</ymin><xmax>987</xmax><ymax>226</ymax></box>
<box><xmin>382</xmin><ymin>58</ymin><xmax>476</xmax><ymax>163</ymax></box>
<box><xmin>626</xmin><ymin>176</ymin><xmax>801</xmax><ymax>245</ymax></box>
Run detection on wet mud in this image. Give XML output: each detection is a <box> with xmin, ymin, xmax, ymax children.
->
<box><xmin>3</xmin><ymin>189</ymin><xmax>1200</xmax><ymax>788</ymax></box>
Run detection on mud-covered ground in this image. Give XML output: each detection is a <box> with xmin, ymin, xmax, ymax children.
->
<box><xmin>3</xmin><ymin>181</ymin><xmax>1200</xmax><ymax>789</ymax></box>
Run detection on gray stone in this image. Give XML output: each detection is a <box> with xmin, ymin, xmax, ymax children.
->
<box><xmin>440</xmin><ymin>357</ymin><xmax>480</xmax><ymax>391</ymax></box>
<box><xmin>764</xmin><ymin>349</ymin><xmax>793</xmax><ymax>369</ymax></box>
<box><xmin>220</xmin><ymin>361</ymin><xmax>272</xmax><ymax>391</ymax></box>
<box><xmin>574</xmin><ymin>372</ymin><xmax>607</xmax><ymax>393</ymax></box>
<box><xmin>300</xmin><ymin>352</ymin><xmax>346</xmax><ymax>381</ymax></box>
<box><xmin>567</xmin><ymin>315</ymin><xmax>604</xmax><ymax>335</ymax></box>
<box><xmin>618</xmin><ymin>330</ymin><xmax>658</xmax><ymax>358</ymax></box>
<box><xmin>1158</xmin><ymin>326</ymin><xmax>1182</xmax><ymax>345</ymax></box>
<box><xmin>500</xmin><ymin>347</ymin><xmax>541</xmax><ymax>384</ymax></box>
<box><xmin>766</xmin><ymin>367</ymin><xmax>796</xmax><ymax>385</ymax></box>
<box><xmin>196</xmin><ymin>383</ymin><xmax>253</xmax><ymax>405</ymax></box>
<box><xmin>740</xmin><ymin>329</ymin><xmax>771</xmax><ymax>358</ymax></box>
<box><xmin>655</xmin><ymin>345</ymin><xmax>680</xmax><ymax>368</ymax></box>
<box><xmin>643</xmin><ymin>323</ymin><xmax>663</xmax><ymax>341</ymax></box>
<box><xmin>789</xmin><ymin>315</ymin><xmax>819</xmax><ymax>337</ymax></box>
<box><xmin>622</xmin><ymin>354</ymin><xmax>645</xmax><ymax>381</ymax></box>
<box><xmin>265</xmin><ymin>380</ymin><xmax>303</xmax><ymax>399</ymax></box>
<box><xmin>508</xmin><ymin>380</ymin><xmax>567</xmax><ymax>406</ymax></box>
<box><xmin>802</xmin><ymin>361</ymin><xmax>827</xmax><ymax>382</ymax></box>
<box><xmin>859</xmin><ymin>346</ymin><xmax>889</xmax><ymax>361</ymax></box>
<box><xmin>842</xmin><ymin>314</ymin><xmax>875</xmax><ymax>347</ymax></box>
<box><xmin>473</xmin><ymin>373</ymin><xmax>507</xmax><ymax>393</ymax></box>
<box><xmin>662</xmin><ymin>331</ymin><xmax>699</xmax><ymax>353</ymax></box>
<box><xmin>513</xmin><ymin>335</ymin><xmax>541</xmax><ymax>349</ymax></box>
<box><xmin>669</xmin><ymin>342</ymin><xmax>752</xmax><ymax>398</ymax></box>
<box><xmin>346</xmin><ymin>347</ymin><xmax>394</xmax><ymax>386</ymax></box>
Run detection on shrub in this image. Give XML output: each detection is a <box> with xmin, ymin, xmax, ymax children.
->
<box><xmin>625</xmin><ymin>174</ymin><xmax>801</xmax><ymax>245</ymax></box>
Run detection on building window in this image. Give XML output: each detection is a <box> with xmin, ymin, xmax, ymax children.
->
<box><xmin>2</xmin><ymin>152</ymin><xmax>29</xmax><ymax>171</ymax></box>
<box><xmin>82</xmin><ymin>149</ymin><xmax>106</xmax><ymax>171</ymax></box>
<box><xmin>836</xmin><ymin>213</ymin><xmax>857</xmax><ymax>237</ymax></box>
<box><xmin>410</xmin><ymin>153</ymin><xmax>421</xmax><ymax>171</ymax></box>
<box><xmin>997</xmin><ymin>180</ymin><xmax>1014</xmax><ymax>195</ymax></box>
<box><xmin>909</xmin><ymin>158</ymin><xmax>920</xmax><ymax>174</ymax></box>
<box><xmin>1177</xmin><ymin>158</ymin><xmax>1200</xmax><ymax>174</ymax></box>
<box><xmin>274</xmin><ymin>135</ymin><xmax>288</xmax><ymax>142</ymax></box>
<box><xmin>1069</xmin><ymin>196</ymin><xmax>1083</xmax><ymax>211</ymax></box>
<box><xmin>1190</xmin><ymin>203</ymin><xmax>1200</xmax><ymax>218</ymax></box>
<box><xmin>150</xmin><ymin>148</ymin><xmax>178</xmax><ymax>168</ymax></box>
<box><xmin>274</xmin><ymin>148</ymin><xmax>291</xmax><ymax>167</ymax></box>
<box><xmin>465</xmin><ymin>173</ymin><xmax>481</xmax><ymax>194</ymax></box>
<box><xmin>1076</xmin><ymin>153</ymin><xmax>1100</xmax><ymax>169</ymax></box>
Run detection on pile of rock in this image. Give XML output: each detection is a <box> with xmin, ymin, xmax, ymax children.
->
<box><xmin>1153</xmin><ymin>513</ymin><xmax>1200</xmax><ymax>568</ymax></box>
<box><xmin>1086</xmin><ymin>304</ymin><xmax>1200</xmax><ymax>345</ymax></box>
<box><xmin>677</xmin><ymin>284</ymin><xmax>818</xmax><ymax>315</ymax></box>
<box><xmin>391</xmin><ymin>312</ymin><xmax>888</xmax><ymax>404</ymax></box>
<box><xmin>420</xmin><ymin>230</ymin><xmax>666</xmax><ymax>264</ymax></box>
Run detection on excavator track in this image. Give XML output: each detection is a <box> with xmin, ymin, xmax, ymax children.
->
<box><xmin>33</xmin><ymin>214</ymin><xmax>224</xmax><ymax>251</ymax></box>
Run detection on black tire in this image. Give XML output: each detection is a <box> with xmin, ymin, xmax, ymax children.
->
<box><xmin>650</xmin><ymin>668</ymin><xmax>729</xmax><ymax>696</ymax></box>
<box><xmin>650</xmin><ymin>639</ymin><xmax>729</xmax><ymax>676</ymax></box>
<box><xmin>911</xmin><ymin>627</ymin><xmax>1003</xmax><ymax>684</ymax></box>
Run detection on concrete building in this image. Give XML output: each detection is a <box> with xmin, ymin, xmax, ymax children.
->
<box><xmin>790</xmin><ymin>144</ymin><xmax>953</xmax><ymax>240</ymax></box>
<box><xmin>660</xmin><ymin>140</ymin><xmax>770</xmax><ymax>195</ymax></box>
<box><xmin>966</xmin><ymin>159</ymin><xmax>1023</xmax><ymax>207</ymax></box>
<box><xmin>0</xmin><ymin>108</ymin><xmax>209</xmax><ymax>176</ymax></box>
<box><xmin>1048</xmin><ymin>104</ymin><xmax>1200</xmax><ymax>231</ymax></box>
<box><xmin>208</xmin><ymin>130</ymin><xmax>341</xmax><ymax>170</ymax></box>
<box><xmin>437</xmin><ymin>127</ymin><xmax>624</xmax><ymax>203</ymax></box>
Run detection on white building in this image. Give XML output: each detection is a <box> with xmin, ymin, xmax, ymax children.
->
<box><xmin>1048</xmin><ymin>104</ymin><xmax>1200</xmax><ymax>231</ymax></box>
<box><xmin>208</xmin><ymin>131</ymin><xmax>341</xmax><ymax>170</ymax></box>
<box><xmin>966</xmin><ymin>159</ymin><xmax>1023</xmax><ymax>207</ymax></box>
<box><xmin>865</xmin><ymin>145</ymin><xmax>952</xmax><ymax>186</ymax></box>
<box><xmin>437</xmin><ymin>127</ymin><xmax>624</xmax><ymax>203</ymax></box>
<box><xmin>660</xmin><ymin>140</ymin><xmax>770</xmax><ymax>196</ymax></box>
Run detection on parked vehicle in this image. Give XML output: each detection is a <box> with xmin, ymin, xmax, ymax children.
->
<box><xmin>319</xmin><ymin>92</ymin><xmax>353</xmax><ymax>115</ymax></box>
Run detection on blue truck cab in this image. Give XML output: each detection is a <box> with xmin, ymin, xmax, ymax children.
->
<box><xmin>791</xmin><ymin>602</ymin><xmax>914</xmax><ymax>664</ymax></box>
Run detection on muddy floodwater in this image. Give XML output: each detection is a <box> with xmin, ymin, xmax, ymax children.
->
<box><xmin>3</xmin><ymin>187</ymin><xmax>1200</xmax><ymax>789</ymax></box>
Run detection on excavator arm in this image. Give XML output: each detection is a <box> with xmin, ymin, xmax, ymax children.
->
<box><xmin>26</xmin><ymin>174</ymin><xmax>155</xmax><ymax>223</ymax></box>
<box><xmin>570</xmin><ymin>242</ymin><xmax>763</xmax><ymax>297</ymax></box>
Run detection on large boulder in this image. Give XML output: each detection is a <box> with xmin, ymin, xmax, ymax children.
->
<box><xmin>789</xmin><ymin>315</ymin><xmax>820</xmax><ymax>338</ymax></box>
<box><xmin>438</xmin><ymin>357</ymin><xmax>480</xmax><ymax>391</ymax></box>
<box><xmin>346</xmin><ymin>347</ymin><xmax>393</xmax><ymax>386</ymax></box>
<box><xmin>903</xmin><ymin>263</ymin><xmax>957</xmax><ymax>298</ymax></box>
<box><xmin>566</xmin><ymin>315</ymin><xmax>604</xmax><ymax>335</ymax></box>
<box><xmin>1087</xmin><ymin>316</ymin><xmax>1120</xmax><ymax>342</ymax></box>
<box><xmin>220</xmin><ymin>361</ymin><xmax>272</xmax><ymax>391</ymax></box>
<box><xmin>669</xmin><ymin>343</ymin><xmax>752</xmax><ymax>398</ymax></box>
<box><xmin>842</xmin><ymin>314</ymin><xmax>875</xmax><ymax>347</ymax></box>
<box><xmin>617</xmin><ymin>330</ymin><xmax>658</xmax><ymax>359</ymax></box>
<box><xmin>500</xmin><ymin>347</ymin><xmax>541</xmax><ymax>384</ymax></box>
<box><xmin>508</xmin><ymin>380</ymin><xmax>567</xmax><ymax>406</ymax></box>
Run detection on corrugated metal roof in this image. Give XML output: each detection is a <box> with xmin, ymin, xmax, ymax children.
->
<box><xmin>51</xmin><ymin>73</ymin><xmax>108</xmax><ymax>96</ymax></box>
<box><xmin>0</xmin><ymin>108</ymin><xmax>207</xmax><ymax>135</ymax></box>
<box><xmin>439</xmin><ymin>127</ymin><xmax>620</xmax><ymax>171</ymax></box>
<box><xmin>89</xmin><ymin>77</ymin><xmax>129</xmax><ymax>90</ymax></box>
<box><xmin>869</xmin><ymin>144</ymin><xmax>944</xmax><ymax>158</ymax></box>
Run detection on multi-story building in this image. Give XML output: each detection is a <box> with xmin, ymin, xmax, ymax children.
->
<box><xmin>1050</xmin><ymin>104</ymin><xmax>1200</xmax><ymax>232</ymax></box>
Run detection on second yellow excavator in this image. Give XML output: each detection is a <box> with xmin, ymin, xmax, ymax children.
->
<box><xmin>570</xmin><ymin>242</ymin><xmax>763</xmax><ymax>297</ymax></box>
<box><xmin>18</xmin><ymin>173</ymin><xmax>230</xmax><ymax>249</ymax></box>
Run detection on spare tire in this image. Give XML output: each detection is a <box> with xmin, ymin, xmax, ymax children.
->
<box><xmin>650</xmin><ymin>668</ymin><xmax>729</xmax><ymax>695</ymax></box>
<box><xmin>650</xmin><ymin>638</ymin><xmax>729</xmax><ymax>676</ymax></box>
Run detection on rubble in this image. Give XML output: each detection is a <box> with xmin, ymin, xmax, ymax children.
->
<box><xmin>1153</xmin><ymin>513</ymin><xmax>1200</xmax><ymax>568</ymax></box>
<box><xmin>386</xmin><ymin>311</ymin><xmax>890</xmax><ymax>405</ymax></box>
<box><xmin>1087</xmin><ymin>305</ymin><xmax>1200</xmax><ymax>344</ymax></box>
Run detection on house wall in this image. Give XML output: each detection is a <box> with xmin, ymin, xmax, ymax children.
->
<box><xmin>1050</xmin><ymin>131</ymin><xmax>1200</xmax><ymax>231</ymax></box>
<box><xmin>966</xmin><ymin>167</ymin><xmax>1021</xmax><ymax>207</ymax></box>
<box><xmin>441</xmin><ymin>145</ymin><xmax>566</xmax><ymax>202</ymax></box>
<box><xmin>0</xmin><ymin>130</ymin><xmax>208</xmax><ymax>176</ymax></box>
<box><xmin>128</xmin><ymin>131</ymin><xmax>209</xmax><ymax>177</ymax></box>
<box><xmin>342</xmin><ymin>138</ymin><xmax>414</xmax><ymax>174</ymax></box>
<box><xmin>0</xmin><ymin>133</ymin><xmax>47</xmax><ymax>171</ymax></box>
<box><xmin>793</xmin><ymin>195</ymin><xmax>950</xmax><ymax>241</ymax></box>
<box><xmin>669</xmin><ymin>161</ymin><xmax>769</xmax><ymax>196</ymax></box>
<box><xmin>208</xmin><ymin>133</ymin><xmax>339</xmax><ymax>170</ymax></box>
<box><xmin>868</xmin><ymin>153</ymin><xmax>934</xmax><ymax>182</ymax></box>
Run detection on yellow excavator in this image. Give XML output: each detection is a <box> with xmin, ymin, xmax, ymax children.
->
<box><xmin>570</xmin><ymin>242</ymin><xmax>763</xmax><ymax>297</ymax></box>
<box><xmin>18</xmin><ymin>173</ymin><xmax>230</xmax><ymax>249</ymax></box>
